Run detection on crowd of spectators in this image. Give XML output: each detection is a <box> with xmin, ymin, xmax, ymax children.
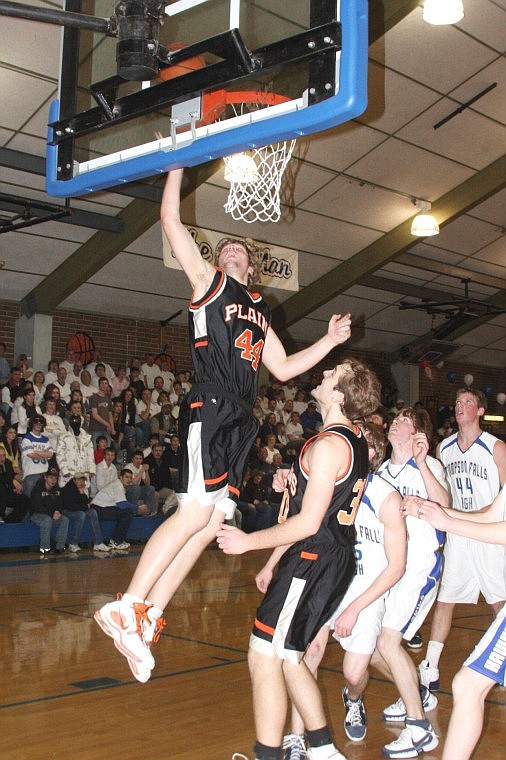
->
<box><xmin>0</xmin><ymin>340</ymin><xmax>457</xmax><ymax>550</ymax></box>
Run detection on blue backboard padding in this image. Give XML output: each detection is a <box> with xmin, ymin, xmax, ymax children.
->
<box><xmin>46</xmin><ymin>0</ymin><xmax>368</xmax><ymax>198</ymax></box>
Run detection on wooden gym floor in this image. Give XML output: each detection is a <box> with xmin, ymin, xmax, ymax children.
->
<box><xmin>0</xmin><ymin>545</ymin><xmax>504</xmax><ymax>759</ymax></box>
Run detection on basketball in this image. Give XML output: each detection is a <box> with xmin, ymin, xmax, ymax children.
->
<box><xmin>155</xmin><ymin>352</ymin><xmax>176</xmax><ymax>372</ymax></box>
<box><xmin>158</xmin><ymin>44</ymin><xmax>206</xmax><ymax>82</ymax></box>
<box><xmin>67</xmin><ymin>332</ymin><xmax>95</xmax><ymax>365</ymax></box>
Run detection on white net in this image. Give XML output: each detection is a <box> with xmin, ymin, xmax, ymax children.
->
<box><xmin>223</xmin><ymin>139</ymin><xmax>296</xmax><ymax>223</ymax></box>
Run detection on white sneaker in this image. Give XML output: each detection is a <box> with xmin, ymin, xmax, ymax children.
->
<box><xmin>93</xmin><ymin>542</ymin><xmax>112</xmax><ymax>552</ymax></box>
<box><xmin>109</xmin><ymin>540</ymin><xmax>130</xmax><ymax>550</ymax></box>
<box><xmin>94</xmin><ymin>595</ymin><xmax>155</xmax><ymax>683</ymax></box>
<box><xmin>283</xmin><ymin>732</ymin><xmax>307</xmax><ymax>759</ymax></box>
<box><xmin>383</xmin><ymin>687</ymin><xmax>438</xmax><ymax>722</ymax></box>
<box><xmin>382</xmin><ymin>721</ymin><xmax>438</xmax><ymax>758</ymax></box>
<box><xmin>307</xmin><ymin>748</ymin><xmax>347</xmax><ymax>760</ymax></box>
<box><xmin>418</xmin><ymin>659</ymin><xmax>440</xmax><ymax>692</ymax></box>
<box><xmin>68</xmin><ymin>544</ymin><xmax>81</xmax><ymax>553</ymax></box>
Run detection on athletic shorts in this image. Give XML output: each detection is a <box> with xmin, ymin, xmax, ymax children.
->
<box><xmin>464</xmin><ymin>603</ymin><xmax>506</xmax><ymax>686</ymax></box>
<box><xmin>382</xmin><ymin>550</ymin><xmax>442</xmax><ymax>641</ymax></box>
<box><xmin>329</xmin><ymin>578</ymin><xmax>388</xmax><ymax>654</ymax></box>
<box><xmin>177</xmin><ymin>384</ymin><xmax>258</xmax><ymax>519</ymax></box>
<box><xmin>438</xmin><ymin>533</ymin><xmax>506</xmax><ymax>605</ymax></box>
<box><xmin>249</xmin><ymin>540</ymin><xmax>355</xmax><ymax>664</ymax></box>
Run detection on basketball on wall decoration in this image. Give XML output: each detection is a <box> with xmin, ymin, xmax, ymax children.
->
<box><xmin>67</xmin><ymin>332</ymin><xmax>95</xmax><ymax>365</ymax></box>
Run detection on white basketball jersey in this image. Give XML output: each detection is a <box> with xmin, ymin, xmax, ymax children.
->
<box><xmin>354</xmin><ymin>473</ymin><xmax>396</xmax><ymax>580</ymax></box>
<box><xmin>377</xmin><ymin>456</ymin><xmax>446</xmax><ymax>568</ymax></box>
<box><xmin>439</xmin><ymin>431</ymin><xmax>501</xmax><ymax>512</ymax></box>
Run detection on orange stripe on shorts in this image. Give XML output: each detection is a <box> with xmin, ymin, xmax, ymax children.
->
<box><xmin>194</xmin><ymin>340</ymin><xmax>208</xmax><ymax>348</ymax></box>
<box><xmin>190</xmin><ymin>401</ymin><xmax>203</xmax><ymax>408</ymax></box>
<box><xmin>204</xmin><ymin>472</ymin><xmax>228</xmax><ymax>485</ymax></box>
<box><xmin>300</xmin><ymin>551</ymin><xmax>318</xmax><ymax>561</ymax></box>
<box><xmin>228</xmin><ymin>485</ymin><xmax>240</xmax><ymax>497</ymax></box>
<box><xmin>254</xmin><ymin>618</ymin><xmax>275</xmax><ymax>636</ymax></box>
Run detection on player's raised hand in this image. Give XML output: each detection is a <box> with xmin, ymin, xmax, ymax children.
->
<box><xmin>216</xmin><ymin>524</ymin><xmax>250</xmax><ymax>555</ymax></box>
<box><xmin>327</xmin><ymin>313</ymin><xmax>352</xmax><ymax>346</ymax></box>
<box><xmin>412</xmin><ymin>431</ymin><xmax>429</xmax><ymax>464</ymax></box>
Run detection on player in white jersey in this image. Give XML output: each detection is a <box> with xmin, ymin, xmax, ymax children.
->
<box><xmin>418</xmin><ymin>388</ymin><xmax>506</xmax><ymax>693</ymax></box>
<box><xmin>404</xmin><ymin>485</ymin><xmax>506</xmax><ymax>760</ymax></box>
<box><xmin>372</xmin><ymin>407</ymin><xmax>449</xmax><ymax>758</ymax></box>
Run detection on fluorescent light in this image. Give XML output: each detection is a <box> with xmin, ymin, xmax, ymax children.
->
<box><xmin>423</xmin><ymin>0</ymin><xmax>464</xmax><ymax>25</ymax></box>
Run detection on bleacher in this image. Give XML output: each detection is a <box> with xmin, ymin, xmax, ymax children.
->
<box><xmin>0</xmin><ymin>514</ymin><xmax>164</xmax><ymax>550</ymax></box>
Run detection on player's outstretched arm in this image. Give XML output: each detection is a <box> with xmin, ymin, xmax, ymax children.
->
<box><xmin>334</xmin><ymin>491</ymin><xmax>406</xmax><ymax>638</ymax></box>
<box><xmin>217</xmin><ymin>435</ymin><xmax>346</xmax><ymax>553</ymax></box>
<box><xmin>262</xmin><ymin>314</ymin><xmax>352</xmax><ymax>382</ymax></box>
<box><xmin>255</xmin><ymin>545</ymin><xmax>291</xmax><ymax>593</ymax></box>
<box><xmin>404</xmin><ymin>491</ymin><xmax>506</xmax><ymax>545</ymax></box>
<box><xmin>160</xmin><ymin>168</ymin><xmax>215</xmax><ymax>289</ymax></box>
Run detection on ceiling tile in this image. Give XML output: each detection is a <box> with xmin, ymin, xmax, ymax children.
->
<box><xmin>0</xmin><ymin>14</ymin><xmax>61</xmax><ymax>79</ymax></box>
<box><xmin>295</xmin><ymin>122</ymin><xmax>387</xmax><ymax>173</ymax></box>
<box><xmin>348</xmin><ymin>138</ymin><xmax>473</xmax><ymax>201</ymax></box>
<box><xmin>457</xmin><ymin>1</ymin><xmax>506</xmax><ymax>52</ymax></box>
<box><xmin>0</xmin><ymin>69</ymin><xmax>55</xmax><ymax>131</ymax></box>
<box><xmin>468</xmin><ymin>187</ymin><xmax>506</xmax><ymax>227</ymax></box>
<box><xmin>430</xmin><ymin>214</ymin><xmax>502</xmax><ymax>255</ymax></box>
<box><xmin>450</xmin><ymin>57</ymin><xmax>506</xmax><ymax>124</ymax></box>
<box><xmin>472</xmin><ymin>237</ymin><xmax>506</xmax><ymax>268</ymax></box>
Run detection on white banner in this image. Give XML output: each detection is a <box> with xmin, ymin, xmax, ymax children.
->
<box><xmin>162</xmin><ymin>225</ymin><xmax>299</xmax><ymax>291</ymax></box>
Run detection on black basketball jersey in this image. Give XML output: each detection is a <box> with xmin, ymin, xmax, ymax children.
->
<box><xmin>189</xmin><ymin>267</ymin><xmax>271</xmax><ymax>405</ymax></box>
<box><xmin>278</xmin><ymin>423</ymin><xmax>369</xmax><ymax>546</ymax></box>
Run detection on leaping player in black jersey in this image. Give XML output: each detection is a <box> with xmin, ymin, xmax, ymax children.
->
<box><xmin>95</xmin><ymin>168</ymin><xmax>357</xmax><ymax>683</ymax></box>
<box><xmin>217</xmin><ymin>359</ymin><xmax>380</xmax><ymax>760</ymax></box>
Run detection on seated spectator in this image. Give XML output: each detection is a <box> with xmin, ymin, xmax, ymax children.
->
<box><xmin>282</xmin><ymin>378</ymin><xmax>298</xmax><ymax>401</ymax></box>
<box><xmin>292</xmin><ymin>388</ymin><xmax>308</xmax><ymax>414</ymax></box>
<box><xmin>135</xmin><ymin>388</ymin><xmax>160</xmax><ymax>448</ymax></box>
<box><xmin>168</xmin><ymin>379</ymin><xmax>183</xmax><ymax>405</ymax></box>
<box><xmin>264</xmin><ymin>433</ymin><xmax>281</xmax><ymax>464</ymax></box>
<box><xmin>239</xmin><ymin>470</ymin><xmax>276</xmax><ymax>532</ymax></box>
<box><xmin>79</xmin><ymin>369</ymin><xmax>95</xmax><ymax>405</ymax></box>
<box><xmin>29</xmin><ymin>467</ymin><xmax>68</xmax><ymax>556</ymax></box>
<box><xmin>279</xmin><ymin>399</ymin><xmax>295</xmax><ymax>424</ymax></box>
<box><xmin>124</xmin><ymin>450</ymin><xmax>157</xmax><ymax>515</ymax></box>
<box><xmin>165</xmin><ymin>433</ymin><xmax>183</xmax><ymax>488</ymax></box>
<box><xmin>258</xmin><ymin>412</ymin><xmax>278</xmax><ymax>446</ymax></box>
<box><xmin>110</xmin><ymin>399</ymin><xmax>125</xmax><ymax>457</ymax></box>
<box><xmin>94</xmin><ymin>446</ymin><xmax>119</xmax><ymax>494</ymax></box>
<box><xmin>140</xmin><ymin>353</ymin><xmax>160</xmax><ymax>390</ymax></box>
<box><xmin>61</xmin><ymin>473</ymin><xmax>110</xmax><ymax>552</ymax></box>
<box><xmin>55</xmin><ymin>366</ymin><xmax>71</xmax><ymax>404</ymax></box>
<box><xmin>129</xmin><ymin>368</ymin><xmax>145</xmax><ymax>398</ymax></box>
<box><xmin>1</xmin><ymin>366</ymin><xmax>24</xmax><ymax>418</ymax></box>
<box><xmin>11</xmin><ymin>386</ymin><xmax>41</xmax><ymax>438</ymax></box>
<box><xmin>41</xmin><ymin>397</ymin><xmax>67</xmax><ymax>452</ymax></box>
<box><xmin>0</xmin><ymin>445</ymin><xmax>30</xmax><ymax>522</ymax></box>
<box><xmin>21</xmin><ymin>415</ymin><xmax>54</xmax><ymax>497</ymax></box>
<box><xmin>145</xmin><ymin>441</ymin><xmax>177</xmax><ymax>515</ymax></box>
<box><xmin>45</xmin><ymin>359</ymin><xmax>59</xmax><ymax>386</ymax></box>
<box><xmin>158</xmin><ymin>358</ymin><xmax>175</xmax><ymax>391</ymax></box>
<box><xmin>86</xmin><ymin>350</ymin><xmax>115</xmax><ymax>381</ymax></box>
<box><xmin>94</xmin><ymin>435</ymin><xmax>108</xmax><ymax>465</ymax></box>
<box><xmin>1</xmin><ymin>425</ymin><xmax>21</xmax><ymax>472</ymax></box>
<box><xmin>0</xmin><ymin>410</ymin><xmax>7</xmax><ymax>441</ymax></box>
<box><xmin>91</xmin><ymin>469</ymin><xmax>143</xmax><ymax>549</ymax></box>
<box><xmin>121</xmin><ymin>387</ymin><xmax>138</xmax><ymax>461</ymax></box>
<box><xmin>111</xmin><ymin>366</ymin><xmax>129</xmax><ymax>399</ymax></box>
<box><xmin>150</xmin><ymin>376</ymin><xmax>166</xmax><ymax>405</ymax></box>
<box><xmin>143</xmin><ymin>433</ymin><xmax>161</xmax><ymax>459</ymax></box>
<box><xmin>285</xmin><ymin>410</ymin><xmax>305</xmax><ymax>451</ymax></box>
<box><xmin>56</xmin><ymin>413</ymin><xmax>95</xmax><ymax>490</ymax></box>
<box><xmin>67</xmin><ymin>361</ymin><xmax>84</xmax><ymax>386</ymax></box>
<box><xmin>300</xmin><ymin>400</ymin><xmax>323</xmax><ymax>438</ymax></box>
<box><xmin>32</xmin><ymin>370</ymin><xmax>46</xmax><ymax>406</ymax></box>
<box><xmin>150</xmin><ymin>400</ymin><xmax>176</xmax><ymax>440</ymax></box>
<box><xmin>252</xmin><ymin>397</ymin><xmax>265</xmax><ymax>423</ymax></box>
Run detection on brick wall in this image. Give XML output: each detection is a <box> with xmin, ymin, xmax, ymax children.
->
<box><xmin>0</xmin><ymin>302</ymin><xmax>20</xmax><ymax>363</ymax></box>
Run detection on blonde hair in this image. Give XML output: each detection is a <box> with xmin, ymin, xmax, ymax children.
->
<box><xmin>215</xmin><ymin>237</ymin><xmax>262</xmax><ymax>286</ymax></box>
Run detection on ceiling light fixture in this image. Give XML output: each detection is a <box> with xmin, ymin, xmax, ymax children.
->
<box><xmin>423</xmin><ymin>0</ymin><xmax>464</xmax><ymax>26</ymax></box>
<box><xmin>410</xmin><ymin>199</ymin><xmax>439</xmax><ymax>237</ymax></box>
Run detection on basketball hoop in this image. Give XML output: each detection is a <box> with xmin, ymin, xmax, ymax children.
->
<box><xmin>224</xmin><ymin>140</ymin><xmax>296</xmax><ymax>223</ymax></box>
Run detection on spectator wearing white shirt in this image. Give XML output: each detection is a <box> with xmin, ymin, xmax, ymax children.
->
<box><xmin>135</xmin><ymin>388</ymin><xmax>160</xmax><ymax>447</ymax></box>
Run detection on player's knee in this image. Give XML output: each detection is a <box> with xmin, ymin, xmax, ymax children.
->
<box><xmin>343</xmin><ymin>661</ymin><xmax>367</xmax><ymax>689</ymax></box>
<box><xmin>451</xmin><ymin>667</ymin><xmax>467</xmax><ymax>701</ymax></box>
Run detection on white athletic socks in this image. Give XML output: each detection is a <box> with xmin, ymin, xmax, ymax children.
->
<box><xmin>426</xmin><ymin>640</ymin><xmax>444</xmax><ymax>668</ymax></box>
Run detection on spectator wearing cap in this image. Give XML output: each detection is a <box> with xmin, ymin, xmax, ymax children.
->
<box><xmin>20</xmin><ymin>415</ymin><xmax>54</xmax><ymax>497</ymax></box>
<box><xmin>29</xmin><ymin>467</ymin><xmax>68</xmax><ymax>555</ymax></box>
<box><xmin>61</xmin><ymin>473</ymin><xmax>110</xmax><ymax>553</ymax></box>
<box><xmin>300</xmin><ymin>400</ymin><xmax>323</xmax><ymax>438</ymax></box>
<box><xmin>56</xmin><ymin>413</ymin><xmax>95</xmax><ymax>491</ymax></box>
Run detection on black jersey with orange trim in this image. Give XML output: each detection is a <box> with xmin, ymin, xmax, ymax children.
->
<box><xmin>277</xmin><ymin>423</ymin><xmax>369</xmax><ymax>547</ymax></box>
<box><xmin>189</xmin><ymin>267</ymin><xmax>271</xmax><ymax>406</ymax></box>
